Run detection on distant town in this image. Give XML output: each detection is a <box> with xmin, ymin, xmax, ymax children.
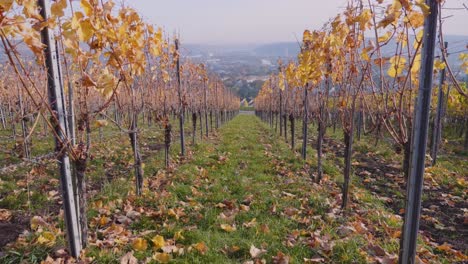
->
<box><xmin>181</xmin><ymin>42</ymin><xmax>300</xmax><ymax>102</ymax></box>
<box><xmin>181</xmin><ymin>35</ymin><xmax>468</xmax><ymax>102</ymax></box>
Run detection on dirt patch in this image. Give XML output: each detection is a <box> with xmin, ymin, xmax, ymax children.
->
<box><xmin>0</xmin><ymin>213</ymin><xmax>30</xmax><ymax>249</ymax></box>
<box><xmin>318</xmin><ymin>136</ymin><xmax>468</xmax><ymax>252</ymax></box>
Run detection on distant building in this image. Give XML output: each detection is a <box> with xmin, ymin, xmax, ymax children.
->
<box><xmin>240</xmin><ymin>99</ymin><xmax>254</xmax><ymax>108</ymax></box>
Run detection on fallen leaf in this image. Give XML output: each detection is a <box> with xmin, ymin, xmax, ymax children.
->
<box><xmin>0</xmin><ymin>209</ymin><xmax>12</xmax><ymax>221</ymax></box>
<box><xmin>99</xmin><ymin>215</ymin><xmax>110</xmax><ymax>226</ymax></box>
<box><xmin>194</xmin><ymin>242</ymin><xmax>208</xmax><ymax>255</ymax></box>
<box><xmin>95</xmin><ymin>119</ymin><xmax>109</xmax><ymax>128</ymax></box>
<box><xmin>31</xmin><ymin>216</ymin><xmax>49</xmax><ymax>230</ymax></box>
<box><xmin>174</xmin><ymin>230</ymin><xmax>184</xmax><ymax>241</ymax></box>
<box><xmin>304</xmin><ymin>257</ymin><xmax>325</xmax><ymax>263</ymax></box>
<box><xmin>259</xmin><ymin>224</ymin><xmax>270</xmax><ymax>234</ymax></box>
<box><xmin>221</xmin><ymin>245</ymin><xmax>241</xmax><ymax>255</ymax></box>
<box><xmin>220</xmin><ymin>224</ymin><xmax>237</xmax><ymax>232</ymax></box>
<box><xmin>240</xmin><ymin>204</ymin><xmax>250</xmax><ymax>211</ymax></box>
<box><xmin>132</xmin><ymin>237</ymin><xmax>148</xmax><ymax>251</ymax></box>
<box><xmin>243</xmin><ymin>218</ymin><xmax>257</xmax><ymax>228</ymax></box>
<box><xmin>273</xmin><ymin>251</ymin><xmax>290</xmax><ymax>264</ymax></box>
<box><xmin>368</xmin><ymin>244</ymin><xmax>386</xmax><ymax>256</ymax></box>
<box><xmin>152</xmin><ymin>252</ymin><xmax>172</xmax><ymax>263</ymax></box>
<box><xmin>120</xmin><ymin>251</ymin><xmax>138</xmax><ymax>264</ymax></box>
<box><xmin>151</xmin><ymin>235</ymin><xmax>165</xmax><ymax>249</ymax></box>
<box><xmin>37</xmin><ymin>231</ymin><xmax>56</xmax><ymax>246</ymax></box>
<box><xmin>436</xmin><ymin>243</ymin><xmax>452</xmax><ymax>252</ymax></box>
<box><xmin>250</xmin><ymin>245</ymin><xmax>267</xmax><ymax>258</ymax></box>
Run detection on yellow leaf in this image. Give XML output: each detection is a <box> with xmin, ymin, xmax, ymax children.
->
<box><xmin>392</xmin><ymin>0</ymin><xmax>402</xmax><ymax>11</ymax></box>
<box><xmin>413</xmin><ymin>30</ymin><xmax>424</xmax><ymax>49</ymax></box>
<box><xmin>71</xmin><ymin>12</ymin><xmax>84</xmax><ymax>30</ymax></box>
<box><xmin>406</xmin><ymin>11</ymin><xmax>424</xmax><ymax>28</ymax></box>
<box><xmin>37</xmin><ymin>231</ymin><xmax>56</xmax><ymax>246</ymax></box>
<box><xmin>99</xmin><ymin>215</ymin><xmax>110</xmax><ymax>226</ymax></box>
<box><xmin>152</xmin><ymin>252</ymin><xmax>172</xmax><ymax>263</ymax></box>
<box><xmin>97</xmin><ymin>68</ymin><xmax>117</xmax><ymax>98</ymax></box>
<box><xmin>162</xmin><ymin>70</ymin><xmax>171</xmax><ymax>83</ymax></box>
<box><xmin>151</xmin><ymin>235</ymin><xmax>165</xmax><ymax>249</ymax></box>
<box><xmin>193</xmin><ymin>242</ymin><xmax>208</xmax><ymax>255</ymax></box>
<box><xmin>22</xmin><ymin>0</ymin><xmax>39</xmax><ymax>18</ymax></box>
<box><xmin>278</xmin><ymin>74</ymin><xmax>285</xmax><ymax>91</ymax></box>
<box><xmin>396</xmin><ymin>32</ymin><xmax>408</xmax><ymax>48</ymax></box>
<box><xmin>434</xmin><ymin>59</ymin><xmax>446</xmax><ymax>71</ymax></box>
<box><xmin>22</xmin><ymin>32</ymin><xmax>44</xmax><ymax>58</ymax></box>
<box><xmin>94</xmin><ymin>200</ymin><xmax>103</xmax><ymax>208</ymax></box>
<box><xmin>436</xmin><ymin>243</ymin><xmax>452</xmax><ymax>252</ymax></box>
<box><xmin>51</xmin><ymin>0</ymin><xmax>67</xmax><ymax>17</ymax></box>
<box><xmin>174</xmin><ymin>230</ymin><xmax>185</xmax><ymax>241</ymax></box>
<box><xmin>303</xmin><ymin>30</ymin><xmax>312</xmax><ymax>43</ymax></box>
<box><xmin>0</xmin><ymin>0</ymin><xmax>14</xmax><ymax>11</ymax></box>
<box><xmin>415</xmin><ymin>0</ymin><xmax>430</xmax><ymax>16</ymax></box>
<box><xmin>132</xmin><ymin>237</ymin><xmax>148</xmax><ymax>251</ymax></box>
<box><xmin>378</xmin><ymin>13</ymin><xmax>397</xmax><ymax>28</ymax></box>
<box><xmin>388</xmin><ymin>56</ymin><xmax>406</xmax><ymax>77</ymax></box>
<box><xmin>361</xmin><ymin>50</ymin><xmax>370</xmax><ymax>62</ymax></box>
<box><xmin>378</xmin><ymin>32</ymin><xmax>392</xmax><ymax>43</ymax></box>
<box><xmin>220</xmin><ymin>224</ymin><xmax>237</xmax><ymax>233</ymax></box>
<box><xmin>411</xmin><ymin>53</ymin><xmax>421</xmax><ymax>74</ymax></box>
<box><xmin>78</xmin><ymin>19</ymin><xmax>94</xmax><ymax>42</ymax></box>
<box><xmin>356</xmin><ymin>9</ymin><xmax>372</xmax><ymax>29</ymax></box>
<box><xmin>456</xmin><ymin>177</ymin><xmax>467</xmax><ymax>187</ymax></box>
<box><xmin>95</xmin><ymin>120</ymin><xmax>108</xmax><ymax>128</ymax></box>
<box><xmin>31</xmin><ymin>216</ymin><xmax>48</xmax><ymax>230</ymax></box>
<box><xmin>80</xmin><ymin>0</ymin><xmax>93</xmax><ymax>16</ymax></box>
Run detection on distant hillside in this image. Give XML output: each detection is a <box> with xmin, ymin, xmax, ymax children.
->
<box><xmin>253</xmin><ymin>42</ymin><xmax>301</xmax><ymax>57</ymax></box>
<box><xmin>183</xmin><ymin>42</ymin><xmax>301</xmax><ymax>58</ymax></box>
<box><xmin>183</xmin><ymin>44</ymin><xmax>257</xmax><ymax>57</ymax></box>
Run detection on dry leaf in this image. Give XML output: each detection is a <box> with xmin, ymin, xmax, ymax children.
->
<box><xmin>220</xmin><ymin>224</ymin><xmax>237</xmax><ymax>233</ymax></box>
<box><xmin>132</xmin><ymin>237</ymin><xmax>148</xmax><ymax>251</ymax></box>
<box><xmin>194</xmin><ymin>242</ymin><xmax>208</xmax><ymax>255</ymax></box>
<box><xmin>151</xmin><ymin>235</ymin><xmax>165</xmax><ymax>249</ymax></box>
<box><xmin>250</xmin><ymin>245</ymin><xmax>267</xmax><ymax>258</ymax></box>
<box><xmin>152</xmin><ymin>252</ymin><xmax>172</xmax><ymax>263</ymax></box>
<box><xmin>37</xmin><ymin>231</ymin><xmax>56</xmax><ymax>246</ymax></box>
<box><xmin>0</xmin><ymin>209</ymin><xmax>12</xmax><ymax>221</ymax></box>
<box><xmin>120</xmin><ymin>251</ymin><xmax>138</xmax><ymax>264</ymax></box>
<box><xmin>304</xmin><ymin>257</ymin><xmax>325</xmax><ymax>263</ymax></box>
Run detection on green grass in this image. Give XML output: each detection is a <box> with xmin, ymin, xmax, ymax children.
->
<box><xmin>240</xmin><ymin>106</ymin><xmax>254</xmax><ymax>111</ymax></box>
<box><xmin>160</xmin><ymin>116</ymin><xmax>317</xmax><ymax>262</ymax></box>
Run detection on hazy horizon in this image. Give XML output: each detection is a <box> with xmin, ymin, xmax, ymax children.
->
<box><xmin>129</xmin><ymin>0</ymin><xmax>468</xmax><ymax>45</ymax></box>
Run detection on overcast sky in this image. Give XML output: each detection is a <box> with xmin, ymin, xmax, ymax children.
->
<box><xmin>128</xmin><ymin>0</ymin><xmax>468</xmax><ymax>45</ymax></box>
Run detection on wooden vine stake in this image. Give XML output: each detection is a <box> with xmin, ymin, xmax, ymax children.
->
<box><xmin>399</xmin><ymin>0</ymin><xmax>439</xmax><ymax>263</ymax></box>
<box><xmin>38</xmin><ymin>0</ymin><xmax>82</xmax><ymax>257</ymax></box>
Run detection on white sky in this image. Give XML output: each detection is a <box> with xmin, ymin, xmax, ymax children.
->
<box><xmin>128</xmin><ymin>0</ymin><xmax>468</xmax><ymax>44</ymax></box>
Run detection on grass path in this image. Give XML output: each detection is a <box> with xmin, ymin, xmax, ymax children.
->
<box><xmin>161</xmin><ymin>114</ymin><xmax>317</xmax><ymax>262</ymax></box>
